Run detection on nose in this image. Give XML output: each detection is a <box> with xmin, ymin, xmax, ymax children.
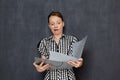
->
<box><xmin>54</xmin><ymin>24</ymin><xmax>58</xmax><ymax>28</ymax></box>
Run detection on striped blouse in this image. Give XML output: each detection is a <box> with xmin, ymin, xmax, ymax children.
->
<box><xmin>38</xmin><ymin>34</ymin><xmax>78</xmax><ymax>80</ymax></box>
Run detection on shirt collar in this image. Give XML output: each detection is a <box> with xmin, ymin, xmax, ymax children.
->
<box><xmin>48</xmin><ymin>34</ymin><xmax>66</xmax><ymax>41</ymax></box>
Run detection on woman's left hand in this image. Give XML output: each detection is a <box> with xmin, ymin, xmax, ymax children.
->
<box><xmin>67</xmin><ymin>58</ymin><xmax>83</xmax><ymax>68</ymax></box>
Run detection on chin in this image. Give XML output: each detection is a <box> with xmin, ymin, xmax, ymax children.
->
<box><xmin>53</xmin><ymin>32</ymin><xmax>61</xmax><ymax>35</ymax></box>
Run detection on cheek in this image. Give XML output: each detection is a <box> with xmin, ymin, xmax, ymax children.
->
<box><xmin>60</xmin><ymin>25</ymin><xmax>64</xmax><ymax>30</ymax></box>
<box><xmin>49</xmin><ymin>25</ymin><xmax>52</xmax><ymax>29</ymax></box>
<box><xmin>49</xmin><ymin>26</ymin><xmax>54</xmax><ymax>31</ymax></box>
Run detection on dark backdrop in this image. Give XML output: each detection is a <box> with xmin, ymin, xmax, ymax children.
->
<box><xmin>0</xmin><ymin>0</ymin><xmax>120</xmax><ymax>80</ymax></box>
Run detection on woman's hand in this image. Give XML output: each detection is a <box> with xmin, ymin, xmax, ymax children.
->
<box><xmin>33</xmin><ymin>61</ymin><xmax>51</xmax><ymax>72</ymax></box>
<box><xmin>67</xmin><ymin>58</ymin><xmax>83</xmax><ymax>68</ymax></box>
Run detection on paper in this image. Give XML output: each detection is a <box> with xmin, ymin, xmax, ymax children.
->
<box><xmin>34</xmin><ymin>36</ymin><xmax>87</xmax><ymax>69</ymax></box>
<box><xmin>49</xmin><ymin>51</ymin><xmax>78</xmax><ymax>62</ymax></box>
<box><xmin>72</xmin><ymin>36</ymin><xmax>87</xmax><ymax>58</ymax></box>
<box><xmin>34</xmin><ymin>57</ymin><xmax>72</xmax><ymax>69</ymax></box>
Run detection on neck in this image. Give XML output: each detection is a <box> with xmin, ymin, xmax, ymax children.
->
<box><xmin>53</xmin><ymin>34</ymin><xmax>62</xmax><ymax>40</ymax></box>
<box><xmin>53</xmin><ymin>34</ymin><xmax>62</xmax><ymax>44</ymax></box>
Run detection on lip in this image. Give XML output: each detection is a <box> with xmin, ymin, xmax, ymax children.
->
<box><xmin>54</xmin><ymin>29</ymin><xmax>59</xmax><ymax>31</ymax></box>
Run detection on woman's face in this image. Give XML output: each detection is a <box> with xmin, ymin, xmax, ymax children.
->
<box><xmin>48</xmin><ymin>16</ymin><xmax>64</xmax><ymax>36</ymax></box>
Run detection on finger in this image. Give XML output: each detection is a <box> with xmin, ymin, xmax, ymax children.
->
<box><xmin>68</xmin><ymin>61</ymin><xmax>81</xmax><ymax>68</ymax></box>
<box><xmin>42</xmin><ymin>64</ymin><xmax>51</xmax><ymax>69</ymax></box>
<box><xmin>40</xmin><ymin>61</ymin><xmax>44</xmax><ymax>66</ymax></box>
<box><xmin>36</xmin><ymin>67</ymin><xmax>44</xmax><ymax>72</ymax></box>
<box><xmin>67</xmin><ymin>61</ymin><xmax>77</xmax><ymax>67</ymax></box>
<box><xmin>76</xmin><ymin>60</ymin><xmax>83</xmax><ymax>68</ymax></box>
<box><xmin>39</xmin><ymin>64</ymin><xmax>51</xmax><ymax>72</ymax></box>
<box><xmin>33</xmin><ymin>62</ymin><xmax>38</xmax><ymax>68</ymax></box>
<box><xmin>77</xmin><ymin>58</ymin><xmax>83</xmax><ymax>62</ymax></box>
<box><xmin>78</xmin><ymin>58</ymin><xmax>83</xmax><ymax>61</ymax></box>
<box><xmin>41</xmin><ymin>55</ymin><xmax>46</xmax><ymax>59</ymax></box>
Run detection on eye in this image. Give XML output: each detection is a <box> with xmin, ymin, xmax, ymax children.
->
<box><xmin>50</xmin><ymin>23</ymin><xmax>54</xmax><ymax>26</ymax></box>
<box><xmin>57</xmin><ymin>22</ymin><xmax>61</xmax><ymax>24</ymax></box>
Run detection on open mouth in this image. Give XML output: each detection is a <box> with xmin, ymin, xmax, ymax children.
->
<box><xmin>54</xmin><ymin>29</ymin><xmax>59</xmax><ymax>31</ymax></box>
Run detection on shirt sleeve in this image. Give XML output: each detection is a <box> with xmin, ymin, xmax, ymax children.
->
<box><xmin>38</xmin><ymin>39</ymin><xmax>49</xmax><ymax>58</ymax></box>
<box><xmin>68</xmin><ymin>36</ymin><xmax>78</xmax><ymax>56</ymax></box>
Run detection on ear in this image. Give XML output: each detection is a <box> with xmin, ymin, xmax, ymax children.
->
<box><xmin>63</xmin><ymin>21</ymin><xmax>65</xmax><ymax>27</ymax></box>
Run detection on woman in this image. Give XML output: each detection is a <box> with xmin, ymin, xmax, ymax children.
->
<box><xmin>33</xmin><ymin>11</ymin><xmax>83</xmax><ymax>80</ymax></box>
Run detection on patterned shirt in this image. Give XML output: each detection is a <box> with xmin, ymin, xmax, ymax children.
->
<box><xmin>38</xmin><ymin>34</ymin><xmax>78</xmax><ymax>80</ymax></box>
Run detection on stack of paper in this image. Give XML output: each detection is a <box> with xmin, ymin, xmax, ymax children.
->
<box><xmin>34</xmin><ymin>36</ymin><xmax>87</xmax><ymax>69</ymax></box>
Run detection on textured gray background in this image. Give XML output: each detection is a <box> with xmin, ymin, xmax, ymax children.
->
<box><xmin>0</xmin><ymin>0</ymin><xmax>120</xmax><ymax>80</ymax></box>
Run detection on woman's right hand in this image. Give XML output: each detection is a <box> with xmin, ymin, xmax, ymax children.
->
<box><xmin>33</xmin><ymin>61</ymin><xmax>51</xmax><ymax>72</ymax></box>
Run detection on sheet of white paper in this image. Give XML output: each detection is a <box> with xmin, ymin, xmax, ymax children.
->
<box><xmin>34</xmin><ymin>57</ymin><xmax>72</xmax><ymax>69</ymax></box>
<box><xmin>72</xmin><ymin>36</ymin><xmax>87</xmax><ymax>58</ymax></box>
<box><xmin>49</xmin><ymin>51</ymin><xmax>77</xmax><ymax>62</ymax></box>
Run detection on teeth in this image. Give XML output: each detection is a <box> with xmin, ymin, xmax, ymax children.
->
<box><xmin>54</xmin><ymin>29</ymin><xmax>58</xmax><ymax>31</ymax></box>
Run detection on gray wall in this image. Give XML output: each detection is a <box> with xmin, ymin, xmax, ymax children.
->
<box><xmin>0</xmin><ymin>0</ymin><xmax>120</xmax><ymax>80</ymax></box>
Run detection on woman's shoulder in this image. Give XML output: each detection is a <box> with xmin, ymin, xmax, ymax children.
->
<box><xmin>37</xmin><ymin>37</ymin><xmax>49</xmax><ymax>47</ymax></box>
<box><xmin>40</xmin><ymin>35</ymin><xmax>53</xmax><ymax>42</ymax></box>
<box><xmin>65</xmin><ymin>34</ymin><xmax>78</xmax><ymax>39</ymax></box>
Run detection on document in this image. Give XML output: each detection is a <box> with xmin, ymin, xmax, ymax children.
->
<box><xmin>34</xmin><ymin>57</ymin><xmax>72</xmax><ymax>69</ymax></box>
<box><xmin>34</xmin><ymin>36</ymin><xmax>87</xmax><ymax>69</ymax></box>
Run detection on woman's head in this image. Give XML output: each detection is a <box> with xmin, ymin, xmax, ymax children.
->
<box><xmin>48</xmin><ymin>11</ymin><xmax>64</xmax><ymax>36</ymax></box>
<box><xmin>48</xmin><ymin>11</ymin><xmax>64</xmax><ymax>23</ymax></box>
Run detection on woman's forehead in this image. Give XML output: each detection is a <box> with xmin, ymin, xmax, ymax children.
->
<box><xmin>49</xmin><ymin>16</ymin><xmax>63</xmax><ymax>22</ymax></box>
